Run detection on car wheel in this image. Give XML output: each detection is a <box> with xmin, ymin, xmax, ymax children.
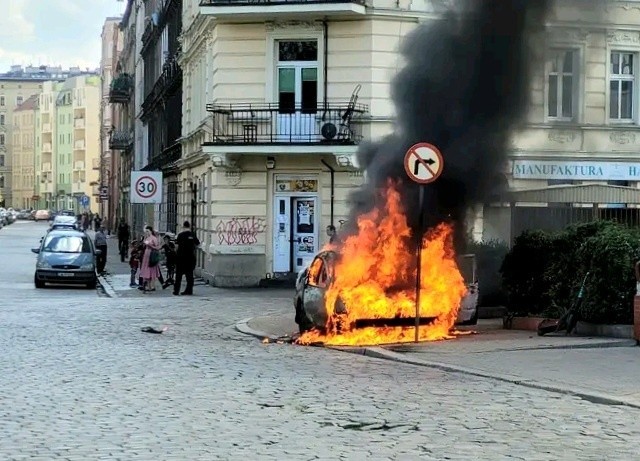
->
<box><xmin>296</xmin><ymin>301</ymin><xmax>314</xmax><ymax>334</ymax></box>
<box><xmin>34</xmin><ymin>274</ymin><xmax>45</xmax><ymax>289</ymax></box>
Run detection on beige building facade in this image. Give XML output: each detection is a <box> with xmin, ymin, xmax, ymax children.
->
<box><xmin>479</xmin><ymin>1</ymin><xmax>640</xmax><ymax>243</ymax></box>
<box><xmin>0</xmin><ymin>78</ymin><xmax>46</xmax><ymax>207</ymax></box>
<box><xmin>12</xmin><ymin>95</ymin><xmax>39</xmax><ymax>209</ymax></box>
<box><xmin>178</xmin><ymin>0</ymin><xmax>446</xmax><ymax>286</ymax></box>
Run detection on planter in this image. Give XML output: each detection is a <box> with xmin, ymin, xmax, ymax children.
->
<box><xmin>504</xmin><ymin>316</ymin><xmax>633</xmax><ymax>339</ymax></box>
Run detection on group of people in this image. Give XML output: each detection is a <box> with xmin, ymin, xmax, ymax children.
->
<box><xmin>120</xmin><ymin>220</ymin><xmax>200</xmax><ymax>296</ymax></box>
<box><xmin>78</xmin><ymin>212</ymin><xmax>103</xmax><ymax>232</ymax></box>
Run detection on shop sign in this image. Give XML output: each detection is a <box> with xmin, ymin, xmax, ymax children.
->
<box><xmin>512</xmin><ymin>160</ymin><xmax>640</xmax><ymax>181</ymax></box>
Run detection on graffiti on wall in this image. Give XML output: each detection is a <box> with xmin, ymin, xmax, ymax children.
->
<box><xmin>216</xmin><ymin>217</ymin><xmax>266</xmax><ymax>245</ymax></box>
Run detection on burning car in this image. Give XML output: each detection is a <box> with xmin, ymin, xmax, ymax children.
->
<box><xmin>294</xmin><ymin>250</ymin><xmax>478</xmax><ymax>336</ymax></box>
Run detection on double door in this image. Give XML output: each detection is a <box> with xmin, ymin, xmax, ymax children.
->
<box><xmin>277</xmin><ymin>63</ymin><xmax>318</xmax><ymax>142</ymax></box>
<box><xmin>273</xmin><ymin>196</ymin><xmax>317</xmax><ymax>274</ymax></box>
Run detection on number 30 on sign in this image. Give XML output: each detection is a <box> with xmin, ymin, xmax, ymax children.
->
<box><xmin>131</xmin><ymin>171</ymin><xmax>163</xmax><ymax>204</ymax></box>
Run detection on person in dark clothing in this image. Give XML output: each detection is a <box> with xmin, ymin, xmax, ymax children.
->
<box><xmin>94</xmin><ymin>227</ymin><xmax>108</xmax><ymax>274</ymax></box>
<box><xmin>173</xmin><ymin>221</ymin><xmax>200</xmax><ymax>296</ymax></box>
<box><xmin>161</xmin><ymin>235</ymin><xmax>177</xmax><ymax>289</ymax></box>
<box><xmin>117</xmin><ymin>218</ymin><xmax>131</xmax><ymax>262</ymax></box>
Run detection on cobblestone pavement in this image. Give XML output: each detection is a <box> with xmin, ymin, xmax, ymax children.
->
<box><xmin>2</xmin><ymin>222</ymin><xmax>640</xmax><ymax>460</ymax></box>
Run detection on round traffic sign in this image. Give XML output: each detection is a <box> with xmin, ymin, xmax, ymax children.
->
<box><xmin>135</xmin><ymin>175</ymin><xmax>158</xmax><ymax>199</ymax></box>
<box><xmin>403</xmin><ymin>142</ymin><xmax>444</xmax><ymax>184</ymax></box>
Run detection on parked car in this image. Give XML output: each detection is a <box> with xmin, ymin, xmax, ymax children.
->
<box><xmin>34</xmin><ymin>210</ymin><xmax>50</xmax><ymax>221</ymax></box>
<box><xmin>31</xmin><ymin>229</ymin><xmax>99</xmax><ymax>289</ymax></box>
<box><xmin>293</xmin><ymin>251</ymin><xmax>479</xmax><ymax>334</ymax></box>
<box><xmin>58</xmin><ymin>210</ymin><xmax>76</xmax><ymax>217</ymax></box>
<box><xmin>16</xmin><ymin>209</ymin><xmax>32</xmax><ymax>220</ymax></box>
<box><xmin>50</xmin><ymin>215</ymin><xmax>80</xmax><ymax>231</ymax></box>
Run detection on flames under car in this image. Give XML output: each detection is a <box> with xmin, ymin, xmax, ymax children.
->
<box><xmin>293</xmin><ymin>250</ymin><xmax>479</xmax><ymax>334</ymax></box>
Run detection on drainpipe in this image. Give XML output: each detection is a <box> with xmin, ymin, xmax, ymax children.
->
<box><xmin>323</xmin><ymin>19</ymin><xmax>328</xmax><ymax>109</ymax></box>
<box><xmin>321</xmin><ymin>159</ymin><xmax>335</xmax><ymax>227</ymax></box>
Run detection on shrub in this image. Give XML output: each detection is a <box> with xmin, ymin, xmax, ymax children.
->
<box><xmin>467</xmin><ymin>239</ymin><xmax>509</xmax><ymax>306</ymax></box>
<box><xmin>500</xmin><ymin>230</ymin><xmax>554</xmax><ymax>316</ymax></box>
<box><xmin>501</xmin><ymin>220</ymin><xmax>640</xmax><ymax>325</ymax></box>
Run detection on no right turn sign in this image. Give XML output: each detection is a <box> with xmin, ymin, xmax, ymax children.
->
<box><xmin>403</xmin><ymin>143</ymin><xmax>444</xmax><ymax>184</ymax></box>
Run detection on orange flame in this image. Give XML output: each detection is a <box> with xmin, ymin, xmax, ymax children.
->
<box><xmin>297</xmin><ymin>182</ymin><xmax>467</xmax><ymax>346</ymax></box>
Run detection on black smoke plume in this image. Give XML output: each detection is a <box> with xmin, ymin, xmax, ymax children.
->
<box><xmin>346</xmin><ymin>0</ymin><xmax>550</xmax><ymax>251</ymax></box>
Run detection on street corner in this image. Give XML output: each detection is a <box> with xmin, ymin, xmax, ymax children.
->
<box><xmin>97</xmin><ymin>271</ymin><xmax>210</xmax><ymax>298</ymax></box>
<box><xmin>237</xmin><ymin>313</ymin><xmax>299</xmax><ymax>343</ymax></box>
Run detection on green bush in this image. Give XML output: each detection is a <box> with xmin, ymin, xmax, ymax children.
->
<box><xmin>500</xmin><ymin>230</ymin><xmax>554</xmax><ymax>316</ymax></box>
<box><xmin>501</xmin><ymin>220</ymin><xmax>640</xmax><ymax>325</ymax></box>
<box><xmin>467</xmin><ymin>239</ymin><xmax>509</xmax><ymax>306</ymax></box>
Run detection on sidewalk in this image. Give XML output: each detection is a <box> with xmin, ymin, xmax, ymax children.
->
<box><xmin>89</xmin><ymin>232</ymin><xmax>208</xmax><ymax>298</ymax></box>
<box><xmin>239</xmin><ymin>314</ymin><xmax>640</xmax><ymax>408</ymax></box>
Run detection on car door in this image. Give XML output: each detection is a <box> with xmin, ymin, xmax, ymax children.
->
<box><xmin>302</xmin><ymin>253</ymin><xmax>332</xmax><ymax>326</ymax></box>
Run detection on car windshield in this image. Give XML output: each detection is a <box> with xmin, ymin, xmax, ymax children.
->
<box><xmin>54</xmin><ymin>216</ymin><xmax>76</xmax><ymax>224</ymax></box>
<box><xmin>42</xmin><ymin>235</ymin><xmax>91</xmax><ymax>253</ymax></box>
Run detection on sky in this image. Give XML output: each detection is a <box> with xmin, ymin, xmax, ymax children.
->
<box><xmin>0</xmin><ymin>0</ymin><xmax>126</xmax><ymax>73</ymax></box>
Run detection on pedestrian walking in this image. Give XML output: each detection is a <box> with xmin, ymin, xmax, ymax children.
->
<box><xmin>94</xmin><ymin>214</ymin><xmax>102</xmax><ymax>232</ymax></box>
<box><xmin>117</xmin><ymin>218</ymin><xmax>131</xmax><ymax>262</ymax></box>
<box><xmin>94</xmin><ymin>226</ymin><xmax>108</xmax><ymax>274</ymax></box>
<box><xmin>173</xmin><ymin>221</ymin><xmax>200</xmax><ymax>296</ymax></box>
<box><xmin>139</xmin><ymin>226</ymin><xmax>162</xmax><ymax>293</ymax></box>
<box><xmin>161</xmin><ymin>235</ymin><xmax>177</xmax><ymax>289</ymax></box>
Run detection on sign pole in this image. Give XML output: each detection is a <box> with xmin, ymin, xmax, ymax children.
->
<box><xmin>415</xmin><ymin>185</ymin><xmax>425</xmax><ymax>343</ymax></box>
<box><xmin>403</xmin><ymin>142</ymin><xmax>444</xmax><ymax>344</ymax></box>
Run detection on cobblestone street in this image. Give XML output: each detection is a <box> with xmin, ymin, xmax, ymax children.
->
<box><xmin>2</xmin><ymin>221</ymin><xmax>640</xmax><ymax>460</ymax></box>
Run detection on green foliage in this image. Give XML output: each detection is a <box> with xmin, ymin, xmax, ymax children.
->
<box><xmin>501</xmin><ymin>221</ymin><xmax>639</xmax><ymax>324</ymax></box>
<box><xmin>467</xmin><ymin>239</ymin><xmax>509</xmax><ymax>306</ymax></box>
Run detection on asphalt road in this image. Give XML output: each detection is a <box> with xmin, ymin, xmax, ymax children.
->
<box><xmin>1</xmin><ymin>221</ymin><xmax>640</xmax><ymax>460</ymax></box>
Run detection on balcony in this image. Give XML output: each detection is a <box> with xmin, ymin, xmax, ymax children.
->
<box><xmin>142</xmin><ymin>142</ymin><xmax>181</xmax><ymax>171</ymax></box>
<box><xmin>42</xmin><ymin>143</ymin><xmax>52</xmax><ymax>153</ymax></box>
<box><xmin>42</xmin><ymin>180</ymin><xmax>54</xmax><ymax>194</ymax></box>
<box><xmin>92</xmin><ymin>158</ymin><xmax>101</xmax><ymax>170</ymax></box>
<box><xmin>42</xmin><ymin>123</ymin><xmax>52</xmax><ymax>133</ymax></box>
<box><xmin>42</xmin><ymin>163</ymin><xmax>52</xmax><ymax>173</ymax></box>
<box><xmin>109</xmin><ymin>130</ymin><xmax>133</xmax><ymax>150</ymax></box>
<box><xmin>141</xmin><ymin>55</ymin><xmax>182</xmax><ymax>118</ymax></box>
<box><xmin>72</xmin><ymin>181</ymin><xmax>85</xmax><ymax>194</ymax></box>
<box><xmin>74</xmin><ymin>140</ymin><xmax>85</xmax><ymax>151</ymax></box>
<box><xmin>199</xmin><ymin>0</ymin><xmax>366</xmax><ymax>20</ymax></box>
<box><xmin>203</xmin><ymin>102</ymin><xmax>368</xmax><ymax>148</ymax></box>
<box><xmin>109</xmin><ymin>73</ymin><xmax>133</xmax><ymax>104</ymax></box>
<box><xmin>74</xmin><ymin>118</ymin><xmax>85</xmax><ymax>129</ymax></box>
<box><xmin>73</xmin><ymin>161</ymin><xmax>85</xmax><ymax>171</ymax></box>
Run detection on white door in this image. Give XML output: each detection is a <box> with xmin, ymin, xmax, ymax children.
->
<box><xmin>292</xmin><ymin>197</ymin><xmax>317</xmax><ymax>272</ymax></box>
<box><xmin>273</xmin><ymin>196</ymin><xmax>291</xmax><ymax>273</ymax></box>
<box><xmin>276</xmin><ymin>40</ymin><xmax>318</xmax><ymax>142</ymax></box>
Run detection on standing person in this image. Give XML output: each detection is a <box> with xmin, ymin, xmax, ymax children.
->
<box><xmin>94</xmin><ymin>226</ymin><xmax>108</xmax><ymax>274</ymax></box>
<box><xmin>117</xmin><ymin>218</ymin><xmax>131</xmax><ymax>262</ymax></box>
<box><xmin>129</xmin><ymin>239</ymin><xmax>142</xmax><ymax>288</ymax></box>
<box><xmin>161</xmin><ymin>235</ymin><xmax>177</xmax><ymax>289</ymax></box>
<box><xmin>173</xmin><ymin>221</ymin><xmax>200</xmax><ymax>296</ymax></box>
<box><xmin>94</xmin><ymin>214</ymin><xmax>102</xmax><ymax>231</ymax></box>
<box><xmin>139</xmin><ymin>226</ymin><xmax>162</xmax><ymax>293</ymax></box>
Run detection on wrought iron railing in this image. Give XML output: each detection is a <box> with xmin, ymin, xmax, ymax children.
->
<box><xmin>109</xmin><ymin>130</ymin><xmax>133</xmax><ymax>150</ymax></box>
<box><xmin>109</xmin><ymin>74</ymin><xmax>133</xmax><ymax>104</ymax></box>
<box><xmin>141</xmin><ymin>55</ymin><xmax>182</xmax><ymax>116</ymax></box>
<box><xmin>205</xmin><ymin>102</ymin><xmax>368</xmax><ymax>145</ymax></box>
<box><xmin>142</xmin><ymin>142</ymin><xmax>182</xmax><ymax>171</ymax></box>
<box><xmin>201</xmin><ymin>0</ymin><xmax>365</xmax><ymax>5</ymax></box>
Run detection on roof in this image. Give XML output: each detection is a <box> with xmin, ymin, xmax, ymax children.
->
<box><xmin>47</xmin><ymin>229</ymin><xmax>85</xmax><ymax>237</ymax></box>
<box><xmin>503</xmin><ymin>184</ymin><xmax>640</xmax><ymax>204</ymax></box>
<box><xmin>14</xmin><ymin>94</ymin><xmax>39</xmax><ymax>112</ymax></box>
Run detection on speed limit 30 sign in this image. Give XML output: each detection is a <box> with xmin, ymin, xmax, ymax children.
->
<box><xmin>131</xmin><ymin>171</ymin><xmax>163</xmax><ymax>204</ymax></box>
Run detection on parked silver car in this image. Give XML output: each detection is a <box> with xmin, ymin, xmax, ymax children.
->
<box><xmin>294</xmin><ymin>251</ymin><xmax>479</xmax><ymax>334</ymax></box>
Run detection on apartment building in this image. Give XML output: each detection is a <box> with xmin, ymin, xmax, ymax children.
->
<box><xmin>35</xmin><ymin>76</ymin><xmax>101</xmax><ymax>213</ymax></box>
<box><xmin>12</xmin><ymin>95</ymin><xmax>39</xmax><ymax>209</ymax></box>
<box><xmin>177</xmin><ymin>0</ymin><xmax>449</xmax><ymax>286</ymax></box>
<box><xmin>478</xmin><ymin>0</ymin><xmax>640</xmax><ymax>243</ymax></box>
<box><xmin>100</xmin><ymin>18</ymin><xmax>124</xmax><ymax>227</ymax></box>
<box><xmin>0</xmin><ymin>75</ymin><xmax>47</xmax><ymax>207</ymax></box>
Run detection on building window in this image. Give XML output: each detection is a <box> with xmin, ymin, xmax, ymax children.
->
<box><xmin>0</xmin><ymin>134</ymin><xmax>4</xmax><ymax>146</ymax></box>
<box><xmin>0</xmin><ymin>96</ymin><xmax>4</xmax><ymax>106</ymax></box>
<box><xmin>610</xmin><ymin>51</ymin><xmax>635</xmax><ymax>121</ymax></box>
<box><xmin>0</xmin><ymin>176</ymin><xmax>4</xmax><ymax>188</ymax></box>
<box><xmin>0</xmin><ymin>114</ymin><xmax>4</xmax><ymax>126</ymax></box>
<box><xmin>16</xmin><ymin>96</ymin><xmax>23</xmax><ymax>106</ymax></box>
<box><xmin>277</xmin><ymin>40</ymin><xmax>318</xmax><ymax>114</ymax></box>
<box><xmin>0</xmin><ymin>155</ymin><xmax>4</xmax><ymax>167</ymax></box>
<box><xmin>547</xmin><ymin>49</ymin><xmax>576</xmax><ymax>120</ymax></box>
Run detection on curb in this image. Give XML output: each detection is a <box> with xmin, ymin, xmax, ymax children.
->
<box><xmin>235</xmin><ymin>318</ymin><xmax>640</xmax><ymax>409</ymax></box>
<box><xmin>98</xmin><ymin>274</ymin><xmax>118</xmax><ymax>298</ymax></box>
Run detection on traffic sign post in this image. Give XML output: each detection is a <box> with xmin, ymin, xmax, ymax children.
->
<box><xmin>131</xmin><ymin>171</ymin><xmax>163</xmax><ymax>204</ymax></box>
<box><xmin>403</xmin><ymin>143</ymin><xmax>444</xmax><ymax>342</ymax></box>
